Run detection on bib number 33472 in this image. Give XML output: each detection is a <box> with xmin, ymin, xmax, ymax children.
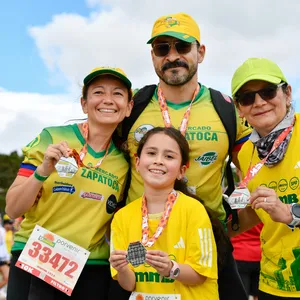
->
<box><xmin>16</xmin><ymin>225</ymin><xmax>90</xmax><ymax>296</ymax></box>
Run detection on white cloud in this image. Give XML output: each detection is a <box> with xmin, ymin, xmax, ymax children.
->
<box><xmin>27</xmin><ymin>0</ymin><xmax>300</xmax><ymax>93</ymax></box>
<box><xmin>2</xmin><ymin>0</ymin><xmax>300</xmax><ymax>153</ymax></box>
<box><xmin>0</xmin><ymin>90</ymin><xmax>85</xmax><ymax>154</ymax></box>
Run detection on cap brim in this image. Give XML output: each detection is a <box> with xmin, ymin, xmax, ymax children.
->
<box><xmin>232</xmin><ymin>74</ymin><xmax>282</xmax><ymax>97</ymax></box>
<box><xmin>84</xmin><ymin>70</ymin><xmax>132</xmax><ymax>89</ymax></box>
<box><xmin>147</xmin><ymin>31</ymin><xmax>196</xmax><ymax>44</ymax></box>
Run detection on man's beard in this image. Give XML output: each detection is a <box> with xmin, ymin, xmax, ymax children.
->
<box><xmin>156</xmin><ymin>60</ymin><xmax>198</xmax><ymax>86</ymax></box>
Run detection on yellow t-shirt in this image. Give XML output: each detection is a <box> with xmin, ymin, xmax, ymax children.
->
<box><xmin>5</xmin><ymin>230</ymin><xmax>13</xmax><ymax>254</ymax></box>
<box><xmin>127</xmin><ymin>85</ymin><xmax>251</xmax><ymax>219</ymax></box>
<box><xmin>111</xmin><ymin>192</ymin><xmax>219</xmax><ymax>300</ymax></box>
<box><xmin>238</xmin><ymin>113</ymin><xmax>300</xmax><ymax>298</ymax></box>
<box><xmin>14</xmin><ymin>124</ymin><xmax>128</xmax><ymax>262</ymax></box>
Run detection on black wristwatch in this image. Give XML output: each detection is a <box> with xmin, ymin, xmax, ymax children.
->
<box><xmin>289</xmin><ymin>203</ymin><xmax>300</xmax><ymax>227</ymax></box>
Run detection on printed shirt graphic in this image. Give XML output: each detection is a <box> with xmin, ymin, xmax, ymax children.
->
<box><xmin>111</xmin><ymin>193</ymin><xmax>219</xmax><ymax>299</ymax></box>
<box><xmin>238</xmin><ymin>113</ymin><xmax>300</xmax><ymax>298</ymax></box>
<box><xmin>15</xmin><ymin>124</ymin><xmax>128</xmax><ymax>261</ymax></box>
<box><xmin>127</xmin><ymin>85</ymin><xmax>251</xmax><ymax>219</ymax></box>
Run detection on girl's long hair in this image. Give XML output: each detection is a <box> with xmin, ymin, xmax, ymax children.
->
<box><xmin>137</xmin><ymin>127</ymin><xmax>232</xmax><ymax>270</ymax></box>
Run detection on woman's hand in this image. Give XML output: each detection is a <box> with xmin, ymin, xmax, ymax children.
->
<box><xmin>109</xmin><ymin>250</ymin><xmax>129</xmax><ymax>273</ymax></box>
<box><xmin>146</xmin><ymin>250</ymin><xmax>172</xmax><ymax>277</ymax></box>
<box><xmin>38</xmin><ymin>141</ymin><xmax>70</xmax><ymax>176</ymax></box>
<box><xmin>250</xmin><ymin>186</ymin><xmax>292</xmax><ymax>224</ymax></box>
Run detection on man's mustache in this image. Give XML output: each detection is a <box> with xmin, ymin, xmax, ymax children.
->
<box><xmin>161</xmin><ymin>61</ymin><xmax>189</xmax><ymax>72</ymax></box>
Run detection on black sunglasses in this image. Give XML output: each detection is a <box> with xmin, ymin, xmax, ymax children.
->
<box><xmin>152</xmin><ymin>41</ymin><xmax>197</xmax><ymax>57</ymax></box>
<box><xmin>235</xmin><ymin>82</ymin><xmax>286</xmax><ymax>106</ymax></box>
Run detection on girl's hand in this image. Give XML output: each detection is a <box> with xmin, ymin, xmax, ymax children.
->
<box><xmin>38</xmin><ymin>141</ymin><xmax>70</xmax><ymax>176</ymax></box>
<box><xmin>109</xmin><ymin>250</ymin><xmax>129</xmax><ymax>273</ymax></box>
<box><xmin>146</xmin><ymin>250</ymin><xmax>172</xmax><ymax>277</ymax></box>
<box><xmin>249</xmin><ymin>186</ymin><xmax>292</xmax><ymax>224</ymax></box>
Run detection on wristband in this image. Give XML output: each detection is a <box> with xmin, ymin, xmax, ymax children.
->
<box><xmin>34</xmin><ymin>170</ymin><xmax>49</xmax><ymax>182</ymax></box>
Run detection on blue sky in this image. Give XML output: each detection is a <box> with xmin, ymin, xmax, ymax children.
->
<box><xmin>1</xmin><ymin>0</ymin><xmax>300</xmax><ymax>153</ymax></box>
<box><xmin>0</xmin><ymin>0</ymin><xmax>91</xmax><ymax>94</ymax></box>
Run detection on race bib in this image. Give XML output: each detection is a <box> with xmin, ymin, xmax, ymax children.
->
<box><xmin>16</xmin><ymin>225</ymin><xmax>89</xmax><ymax>296</ymax></box>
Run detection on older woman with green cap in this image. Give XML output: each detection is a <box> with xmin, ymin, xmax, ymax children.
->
<box><xmin>228</xmin><ymin>58</ymin><xmax>300</xmax><ymax>300</ymax></box>
<box><xmin>5</xmin><ymin>67</ymin><xmax>133</xmax><ymax>299</ymax></box>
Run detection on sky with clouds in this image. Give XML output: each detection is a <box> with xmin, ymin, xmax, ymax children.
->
<box><xmin>1</xmin><ymin>0</ymin><xmax>300</xmax><ymax>154</ymax></box>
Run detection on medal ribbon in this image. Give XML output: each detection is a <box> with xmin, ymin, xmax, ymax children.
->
<box><xmin>157</xmin><ymin>84</ymin><xmax>200</xmax><ymax>136</ymax></box>
<box><xmin>141</xmin><ymin>190</ymin><xmax>178</xmax><ymax>247</ymax></box>
<box><xmin>68</xmin><ymin>122</ymin><xmax>111</xmax><ymax>169</ymax></box>
<box><xmin>239</xmin><ymin>117</ymin><xmax>295</xmax><ymax>188</ymax></box>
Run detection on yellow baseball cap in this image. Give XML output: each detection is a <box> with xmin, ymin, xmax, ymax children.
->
<box><xmin>83</xmin><ymin>67</ymin><xmax>132</xmax><ymax>89</ymax></box>
<box><xmin>3</xmin><ymin>214</ymin><xmax>13</xmax><ymax>224</ymax></box>
<box><xmin>147</xmin><ymin>12</ymin><xmax>200</xmax><ymax>44</ymax></box>
<box><xmin>231</xmin><ymin>58</ymin><xmax>288</xmax><ymax>97</ymax></box>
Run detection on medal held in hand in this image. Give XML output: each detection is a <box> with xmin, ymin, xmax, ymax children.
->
<box><xmin>126</xmin><ymin>241</ymin><xmax>147</xmax><ymax>267</ymax></box>
<box><xmin>55</xmin><ymin>157</ymin><xmax>78</xmax><ymax>178</ymax></box>
<box><xmin>225</xmin><ymin>187</ymin><xmax>250</xmax><ymax>209</ymax></box>
<box><xmin>225</xmin><ymin>119</ymin><xmax>295</xmax><ymax>210</ymax></box>
<box><xmin>55</xmin><ymin>122</ymin><xmax>111</xmax><ymax>178</ymax></box>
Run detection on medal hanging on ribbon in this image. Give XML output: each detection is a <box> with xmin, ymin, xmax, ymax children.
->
<box><xmin>157</xmin><ymin>84</ymin><xmax>200</xmax><ymax>136</ymax></box>
<box><xmin>141</xmin><ymin>190</ymin><xmax>178</xmax><ymax>247</ymax></box>
<box><xmin>225</xmin><ymin>118</ymin><xmax>295</xmax><ymax>209</ymax></box>
<box><xmin>55</xmin><ymin>122</ymin><xmax>111</xmax><ymax>177</ymax></box>
<box><xmin>126</xmin><ymin>190</ymin><xmax>178</xmax><ymax>267</ymax></box>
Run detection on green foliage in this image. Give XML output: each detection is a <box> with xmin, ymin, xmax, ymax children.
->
<box><xmin>0</xmin><ymin>151</ymin><xmax>23</xmax><ymax>213</ymax></box>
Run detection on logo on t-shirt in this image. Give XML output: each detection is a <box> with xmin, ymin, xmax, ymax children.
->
<box><xmin>52</xmin><ymin>185</ymin><xmax>75</xmax><ymax>194</ymax></box>
<box><xmin>174</xmin><ymin>237</ymin><xmax>185</xmax><ymax>249</ymax></box>
<box><xmin>195</xmin><ymin>151</ymin><xmax>218</xmax><ymax>167</ymax></box>
<box><xmin>23</xmin><ymin>135</ymin><xmax>41</xmax><ymax>152</ymax></box>
<box><xmin>80</xmin><ymin>191</ymin><xmax>104</xmax><ymax>201</ymax></box>
<box><xmin>134</xmin><ymin>124</ymin><xmax>154</xmax><ymax>142</ymax></box>
<box><xmin>106</xmin><ymin>194</ymin><xmax>117</xmax><ymax>214</ymax></box>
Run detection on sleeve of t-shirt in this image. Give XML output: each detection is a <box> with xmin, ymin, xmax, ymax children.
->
<box><xmin>234</xmin><ymin>108</ymin><xmax>252</xmax><ymax>152</ymax></box>
<box><xmin>184</xmin><ymin>202</ymin><xmax>218</xmax><ymax>279</ymax></box>
<box><xmin>18</xmin><ymin>129</ymin><xmax>53</xmax><ymax>177</ymax></box>
<box><xmin>110</xmin><ymin>210</ymin><xmax>133</xmax><ymax>279</ymax></box>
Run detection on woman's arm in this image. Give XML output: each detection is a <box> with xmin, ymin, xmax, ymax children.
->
<box><xmin>6</xmin><ymin>173</ymin><xmax>44</xmax><ymax>218</ymax></box>
<box><xmin>227</xmin><ymin>206</ymin><xmax>261</xmax><ymax>238</ymax></box>
<box><xmin>6</xmin><ymin>142</ymin><xmax>70</xmax><ymax>218</ymax></box>
<box><xmin>250</xmin><ymin>186</ymin><xmax>294</xmax><ymax>224</ymax></box>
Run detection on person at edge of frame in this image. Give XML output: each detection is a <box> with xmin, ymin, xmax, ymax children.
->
<box><xmin>5</xmin><ymin>67</ymin><xmax>134</xmax><ymax>300</ymax></box>
<box><xmin>228</xmin><ymin>57</ymin><xmax>300</xmax><ymax>300</ymax></box>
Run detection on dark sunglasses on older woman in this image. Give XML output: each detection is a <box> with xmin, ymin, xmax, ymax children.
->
<box><xmin>152</xmin><ymin>41</ymin><xmax>197</xmax><ymax>57</ymax></box>
<box><xmin>235</xmin><ymin>82</ymin><xmax>286</xmax><ymax>106</ymax></box>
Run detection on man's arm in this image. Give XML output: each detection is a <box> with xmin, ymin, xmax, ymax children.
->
<box><xmin>227</xmin><ymin>206</ymin><xmax>261</xmax><ymax>238</ymax></box>
<box><xmin>231</xmin><ymin>150</ymin><xmax>240</xmax><ymax>170</ymax></box>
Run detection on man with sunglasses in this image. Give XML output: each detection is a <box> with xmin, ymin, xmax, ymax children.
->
<box><xmin>108</xmin><ymin>12</ymin><xmax>253</xmax><ymax>300</ymax></box>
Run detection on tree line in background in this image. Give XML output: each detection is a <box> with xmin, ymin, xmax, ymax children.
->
<box><xmin>0</xmin><ymin>151</ymin><xmax>23</xmax><ymax>214</ymax></box>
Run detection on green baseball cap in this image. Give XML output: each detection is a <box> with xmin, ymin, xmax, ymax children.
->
<box><xmin>231</xmin><ymin>58</ymin><xmax>288</xmax><ymax>97</ymax></box>
<box><xmin>83</xmin><ymin>67</ymin><xmax>132</xmax><ymax>89</ymax></box>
